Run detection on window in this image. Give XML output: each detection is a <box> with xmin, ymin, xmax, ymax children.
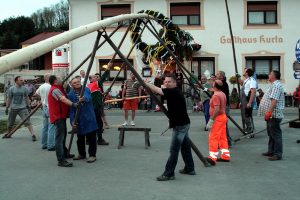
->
<box><xmin>100</xmin><ymin>4</ymin><xmax>131</xmax><ymax>27</ymax></box>
<box><xmin>247</xmin><ymin>1</ymin><xmax>278</xmax><ymax>25</ymax></box>
<box><xmin>245</xmin><ymin>56</ymin><xmax>280</xmax><ymax>79</ymax></box>
<box><xmin>191</xmin><ymin>57</ymin><xmax>215</xmax><ymax>78</ymax></box>
<box><xmin>99</xmin><ymin>59</ymin><xmax>133</xmax><ymax>81</ymax></box>
<box><xmin>170</xmin><ymin>2</ymin><xmax>200</xmax><ymax>26</ymax></box>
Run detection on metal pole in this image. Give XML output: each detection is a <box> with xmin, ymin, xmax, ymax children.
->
<box><xmin>225</xmin><ymin>0</ymin><xmax>245</xmax><ymax>129</ymax></box>
<box><xmin>145</xmin><ymin>21</ymin><xmax>246</xmax><ymax>134</ymax></box>
<box><xmin>62</xmin><ymin>24</ymin><xmax>123</xmax><ymax>84</ymax></box>
<box><xmin>103</xmin><ymin>20</ymin><xmax>150</xmax><ymax>98</ymax></box>
<box><xmin>102</xmin><ymin>31</ymin><xmax>209</xmax><ymax>167</ymax></box>
<box><xmin>233</xmin><ymin>118</ymin><xmax>298</xmax><ymax>143</ymax></box>
<box><xmin>68</xmin><ymin>31</ymin><xmax>102</xmax><ymax>153</ymax></box>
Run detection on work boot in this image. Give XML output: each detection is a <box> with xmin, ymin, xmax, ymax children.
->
<box><xmin>97</xmin><ymin>139</ymin><xmax>109</xmax><ymax>145</ymax></box>
<box><xmin>156</xmin><ymin>175</ymin><xmax>175</xmax><ymax>181</ymax></box>
<box><xmin>179</xmin><ymin>169</ymin><xmax>196</xmax><ymax>175</ymax></box>
<box><xmin>32</xmin><ymin>135</ymin><xmax>37</xmax><ymax>142</ymax></box>
<box><xmin>262</xmin><ymin>152</ymin><xmax>273</xmax><ymax>157</ymax></box>
<box><xmin>268</xmin><ymin>155</ymin><xmax>282</xmax><ymax>161</ymax></box>
<box><xmin>58</xmin><ymin>160</ymin><xmax>73</xmax><ymax>167</ymax></box>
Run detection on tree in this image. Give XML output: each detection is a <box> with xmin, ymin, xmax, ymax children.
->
<box><xmin>31</xmin><ymin>0</ymin><xmax>69</xmax><ymax>32</ymax></box>
<box><xmin>0</xmin><ymin>16</ymin><xmax>36</xmax><ymax>49</ymax></box>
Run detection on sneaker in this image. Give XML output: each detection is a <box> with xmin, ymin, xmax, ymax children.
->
<box><xmin>262</xmin><ymin>152</ymin><xmax>273</xmax><ymax>157</ymax></box>
<box><xmin>87</xmin><ymin>156</ymin><xmax>96</xmax><ymax>163</ymax></box>
<box><xmin>42</xmin><ymin>146</ymin><xmax>47</xmax><ymax>150</ymax></box>
<box><xmin>122</xmin><ymin>121</ymin><xmax>128</xmax><ymax>126</ymax></box>
<box><xmin>58</xmin><ymin>160</ymin><xmax>73</xmax><ymax>167</ymax></box>
<box><xmin>32</xmin><ymin>135</ymin><xmax>37</xmax><ymax>142</ymax></box>
<box><xmin>48</xmin><ymin>147</ymin><xmax>55</xmax><ymax>151</ymax></box>
<box><xmin>156</xmin><ymin>175</ymin><xmax>175</xmax><ymax>181</ymax></box>
<box><xmin>268</xmin><ymin>155</ymin><xmax>282</xmax><ymax>161</ymax></box>
<box><xmin>97</xmin><ymin>139</ymin><xmax>109</xmax><ymax>145</ymax></box>
<box><xmin>73</xmin><ymin>155</ymin><xmax>86</xmax><ymax>160</ymax></box>
<box><xmin>130</xmin><ymin>121</ymin><xmax>135</xmax><ymax>126</ymax></box>
<box><xmin>179</xmin><ymin>169</ymin><xmax>196</xmax><ymax>175</ymax></box>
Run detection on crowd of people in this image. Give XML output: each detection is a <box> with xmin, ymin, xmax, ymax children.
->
<box><xmin>3</xmin><ymin>67</ymin><xmax>289</xmax><ymax>181</ymax></box>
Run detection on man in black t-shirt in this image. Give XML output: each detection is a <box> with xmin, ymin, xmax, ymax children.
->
<box><xmin>145</xmin><ymin>74</ymin><xmax>195</xmax><ymax>181</ymax></box>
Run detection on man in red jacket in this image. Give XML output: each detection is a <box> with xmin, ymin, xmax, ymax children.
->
<box><xmin>48</xmin><ymin>75</ymin><xmax>78</xmax><ymax>167</ymax></box>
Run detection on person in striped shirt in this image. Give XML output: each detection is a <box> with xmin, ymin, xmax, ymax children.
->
<box><xmin>121</xmin><ymin>72</ymin><xmax>141</xmax><ymax>126</ymax></box>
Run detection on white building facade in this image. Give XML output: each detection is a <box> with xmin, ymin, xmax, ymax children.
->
<box><xmin>69</xmin><ymin>0</ymin><xmax>300</xmax><ymax>94</ymax></box>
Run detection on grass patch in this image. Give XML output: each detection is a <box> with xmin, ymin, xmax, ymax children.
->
<box><xmin>0</xmin><ymin>120</ymin><xmax>20</xmax><ymax>134</ymax></box>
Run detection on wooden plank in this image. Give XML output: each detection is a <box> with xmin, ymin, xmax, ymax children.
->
<box><xmin>118</xmin><ymin>127</ymin><xmax>151</xmax><ymax>131</ymax></box>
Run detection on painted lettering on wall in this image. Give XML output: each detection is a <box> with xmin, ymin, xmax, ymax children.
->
<box><xmin>220</xmin><ymin>35</ymin><xmax>283</xmax><ymax>44</ymax></box>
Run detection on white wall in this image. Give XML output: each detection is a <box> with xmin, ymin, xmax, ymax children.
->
<box><xmin>69</xmin><ymin>0</ymin><xmax>300</xmax><ymax>93</ymax></box>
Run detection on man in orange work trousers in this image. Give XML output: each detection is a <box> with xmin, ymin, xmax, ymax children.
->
<box><xmin>205</xmin><ymin>80</ymin><xmax>230</xmax><ymax>166</ymax></box>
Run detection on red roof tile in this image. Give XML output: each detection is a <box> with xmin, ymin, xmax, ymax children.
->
<box><xmin>21</xmin><ymin>32</ymin><xmax>62</xmax><ymax>45</ymax></box>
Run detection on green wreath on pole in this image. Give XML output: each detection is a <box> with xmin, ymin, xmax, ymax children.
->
<box><xmin>130</xmin><ymin>10</ymin><xmax>201</xmax><ymax>64</ymax></box>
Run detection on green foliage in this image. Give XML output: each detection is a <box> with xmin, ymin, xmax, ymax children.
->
<box><xmin>0</xmin><ymin>16</ymin><xmax>36</xmax><ymax>49</ymax></box>
<box><xmin>0</xmin><ymin>0</ymin><xmax>68</xmax><ymax>48</ymax></box>
<box><xmin>229</xmin><ymin>76</ymin><xmax>237</xmax><ymax>85</ymax></box>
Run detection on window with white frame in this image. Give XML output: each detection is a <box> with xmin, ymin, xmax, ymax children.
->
<box><xmin>191</xmin><ymin>57</ymin><xmax>215</xmax><ymax>78</ymax></box>
<box><xmin>245</xmin><ymin>56</ymin><xmax>280</xmax><ymax>79</ymax></box>
<box><xmin>100</xmin><ymin>4</ymin><xmax>131</xmax><ymax>27</ymax></box>
<box><xmin>170</xmin><ymin>2</ymin><xmax>201</xmax><ymax>26</ymax></box>
<box><xmin>247</xmin><ymin>1</ymin><xmax>278</xmax><ymax>25</ymax></box>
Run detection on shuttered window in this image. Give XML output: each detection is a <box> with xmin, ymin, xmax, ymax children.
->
<box><xmin>246</xmin><ymin>56</ymin><xmax>280</xmax><ymax>79</ymax></box>
<box><xmin>247</xmin><ymin>1</ymin><xmax>278</xmax><ymax>25</ymax></box>
<box><xmin>101</xmin><ymin>4</ymin><xmax>131</xmax><ymax>27</ymax></box>
<box><xmin>170</xmin><ymin>2</ymin><xmax>200</xmax><ymax>26</ymax></box>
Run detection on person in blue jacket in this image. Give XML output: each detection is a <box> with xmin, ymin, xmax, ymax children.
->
<box><xmin>68</xmin><ymin>77</ymin><xmax>98</xmax><ymax>163</ymax></box>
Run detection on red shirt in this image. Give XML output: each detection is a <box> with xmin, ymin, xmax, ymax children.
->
<box><xmin>209</xmin><ymin>91</ymin><xmax>226</xmax><ymax>117</ymax></box>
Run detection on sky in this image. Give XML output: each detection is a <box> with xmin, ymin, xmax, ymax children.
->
<box><xmin>0</xmin><ymin>0</ymin><xmax>63</xmax><ymax>21</ymax></box>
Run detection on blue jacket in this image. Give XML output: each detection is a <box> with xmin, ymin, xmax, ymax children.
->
<box><xmin>68</xmin><ymin>87</ymin><xmax>98</xmax><ymax>135</ymax></box>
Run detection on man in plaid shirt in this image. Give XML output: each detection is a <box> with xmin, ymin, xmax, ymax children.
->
<box><xmin>258</xmin><ymin>70</ymin><xmax>285</xmax><ymax>161</ymax></box>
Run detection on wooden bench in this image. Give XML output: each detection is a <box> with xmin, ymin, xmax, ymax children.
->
<box><xmin>117</xmin><ymin>127</ymin><xmax>151</xmax><ymax>149</ymax></box>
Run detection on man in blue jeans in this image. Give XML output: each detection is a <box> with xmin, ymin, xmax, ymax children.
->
<box><xmin>35</xmin><ymin>74</ymin><xmax>56</xmax><ymax>151</ymax></box>
<box><xmin>258</xmin><ymin>70</ymin><xmax>285</xmax><ymax>161</ymax></box>
<box><xmin>146</xmin><ymin>73</ymin><xmax>195</xmax><ymax>181</ymax></box>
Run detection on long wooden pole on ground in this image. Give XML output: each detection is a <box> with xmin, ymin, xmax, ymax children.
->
<box><xmin>3</xmin><ymin>102</ymin><xmax>42</xmax><ymax>138</ymax></box>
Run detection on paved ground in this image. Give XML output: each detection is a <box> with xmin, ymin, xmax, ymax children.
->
<box><xmin>0</xmin><ymin>107</ymin><xmax>299</xmax><ymax>200</ymax></box>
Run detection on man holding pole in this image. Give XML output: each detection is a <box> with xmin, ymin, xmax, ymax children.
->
<box><xmin>4</xmin><ymin>76</ymin><xmax>37</xmax><ymax>141</ymax></box>
<box><xmin>69</xmin><ymin>78</ymin><xmax>98</xmax><ymax>163</ymax></box>
<box><xmin>88</xmin><ymin>72</ymin><xmax>109</xmax><ymax>145</ymax></box>
<box><xmin>145</xmin><ymin>73</ymin><xmax>195</xmax><ymax>181</ymax></box>
<box><xmin>239</xmin><ymin>68</ymin><xmax>257</xmax><ymax>134</ymax></box>
<box><xmin>48</xmin><ymin>75</ymin><xmax>76</xmax><ymax>167</ymax></box>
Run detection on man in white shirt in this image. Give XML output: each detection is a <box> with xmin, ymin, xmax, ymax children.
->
<box><xmin>240</xmin><ymin>68</ymin><xmax>257</xmax><ymax>134</ymax></box>
<box><xmin>35</xmin><ymin>73</ymin><xmax>56</xmax><ymax>150</ymax></box>
<box><xmin>80</xmin><ymin>70</ymin><xmax>90</xmax><ymax>85</ymax></box>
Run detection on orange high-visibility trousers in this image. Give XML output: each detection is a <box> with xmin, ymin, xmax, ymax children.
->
<box><xmin>208</xmin><ymin>113</ymin><xmax>230</xmax><ymax>161</ymax></box>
